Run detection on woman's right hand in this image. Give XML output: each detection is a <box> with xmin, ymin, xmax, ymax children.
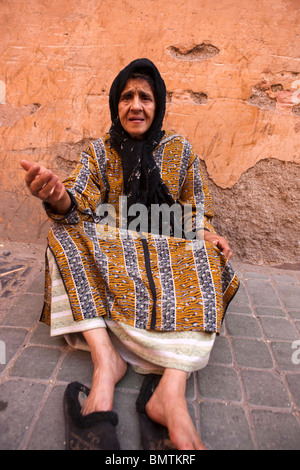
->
<box><xmin>20</xmin><ymin>160</ymin><xmax>72</xmax><ymax>214</ymax></box>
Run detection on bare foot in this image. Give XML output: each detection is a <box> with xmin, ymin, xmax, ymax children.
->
<box><xmin>80</xmin><ymin>329</ymin><xmax>127</xmax><ymax>415</ymax></box>
<box><xmin>81</xmin><ymin>355</ymin><xmax>127</xmax><ymax>415</ymax></box>
<box><xmin>146</xmin><ymin>370</ymin><xmax>206</xmax><ymax>450</ymax></box>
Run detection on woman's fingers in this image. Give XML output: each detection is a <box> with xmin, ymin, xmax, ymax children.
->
<box><xmin>20</xmin><ymin>160</ymin><xmax>32</xmax><ymax>172</ymax></box>
<box><xmin>43</xmin><ymin>180</ymin><xmax>65</xmax><ymax>204</ymax></box>
<box><xmin>203</xmin><ymin>230</ymin><xmax>233</xmax><ymax>259</ymax></box>
<box><xmin>213</xmin><ymin>237</ymin><xmax>233</xmax><ymax>259</ymax></box>
<box><xmin>21</xmin><ymin>160</ymin><xmax>43</xmax><ymax>187</ymax></box>
<box><xmin>30</xmin><ymin>169</ymin><xmax>55</xmax><ymax>193</ymax></box>
<box><xmin>20</xmin><ymin>160</ymin><xmax>62</xmax><ymax>203</ymax></box>
<box><xmin>20</xmin><ymin>160</ymin><xmax>72</xmax><ymax>213</ymax></box>
<box><xmin>35</xmin><ymin>173</ymin><xmax>58</xmax><ymax>200</ymax></box>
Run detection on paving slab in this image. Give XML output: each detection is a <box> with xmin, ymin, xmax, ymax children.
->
<box><xmin>251</xmin><ymin>410</ymin><xmax>300</xmax><ymax>450</ymax></box>
<box><xmin>241</xmin><ymin>369</ymin><xmax>291</xmax><ymax>408</ymax></box>
<box><xmin>231</xmin><ymin>338</ymin><xmax>274</xmax><ymax>369</ymax></box>
<box><xmin>0</xmin><ymin>379</ymin><xmax>46</xmax><ymax>450</ymax></box>
<box><xmin>197</xmin><ymin>365</ymin><xmax>242</xmax><ymax>402</ymax></box>
<box><xmin>25</xmin><ymin>385</ymin><xmax>66</xmax><ymax>450</ymax></box>
<box><xmin>200</xmin><ymin>402</ymin><xmax>254</xmax><ymax>450</ymax></box>
<box><xmin>0</xmin><ymin>241</ymin><xmax>300</xmax><ymax>450</ymax></box>
<box><xmin>245</xmin><ymin>279</ymin><xmax>281</xmax><ymax>307</ymax></box>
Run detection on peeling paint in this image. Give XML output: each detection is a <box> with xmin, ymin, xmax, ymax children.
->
<box><xmin>248</xmin><ymin>85</ymin><xmax>276</xmax><ymax>110</ymax></box>
<box><xmin>167</xmin><ymin>89</ymin><xmax>207</xmax><ymax>105</ymax></box>
<box><xmin>292</xmin><ymin>104</ymin><xmax>300</xmax><ymax>116</ymax></box>
<box><xmin>168</xmin><ymin>43</ymin><xmax>219</xmax><ymax>61</ymax></box>
<box><xmin>248</xmin><ymin>75</ymin><xmax>300</xmax><ymax>114</ymax></box>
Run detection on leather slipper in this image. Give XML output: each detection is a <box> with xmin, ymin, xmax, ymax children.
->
<box><xmin>63</xmin><ymin>381</ymin><xmax>121</xmax><ymax>450</ymax></box>
<box><xmin>136</xmin><ymin>374</ymin><xmax>176</xmax><ymax>450</ymax></box>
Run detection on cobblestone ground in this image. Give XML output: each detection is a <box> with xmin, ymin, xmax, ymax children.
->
<box><xmin>0</xmin><ymin>241</ymin><xmax>300</xmax><ymax>450</ymax></box>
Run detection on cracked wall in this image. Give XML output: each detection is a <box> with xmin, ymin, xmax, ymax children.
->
<box><xmin>0</xmin><ymin>0</ymin><xmax>299</xmax><ymax>265</ymax></box>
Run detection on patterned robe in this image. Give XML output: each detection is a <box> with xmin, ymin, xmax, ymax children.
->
<box><xmin>41</xmin><ymin>131</ymin><xmax>239</xmax><ymax>333</ymax></box>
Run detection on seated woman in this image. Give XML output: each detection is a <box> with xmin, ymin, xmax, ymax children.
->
<box><xmin>21</xmin><ymin>58</ymin><xmax>239</xmax><ymax>451</ymax></box>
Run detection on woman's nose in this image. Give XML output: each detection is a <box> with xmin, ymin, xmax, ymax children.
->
<box><xmin>131</xmin><ymin>95</ymin><xmax>142</xmax><ymax>110</ymax></box>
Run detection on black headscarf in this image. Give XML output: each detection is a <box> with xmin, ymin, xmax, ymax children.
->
<box><xmin>109</xmin><ymin>58</ymin><xmax>176</xmax><ymax>213</ymax></box>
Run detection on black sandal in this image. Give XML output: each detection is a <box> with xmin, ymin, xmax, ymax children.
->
<box><xmin>136</xmin><ymin>374</ymin><xmax>176</xmax><ymax>450</ymax></box>
<box><xmin>63</xmin><ymin>381</ymin><xmax>121</xmax><ymax>450</ymax></box>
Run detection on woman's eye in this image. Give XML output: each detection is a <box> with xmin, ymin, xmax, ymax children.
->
<box><xmin>121</xmin><ymin>94</ymin><xmax>132</xmax><ymax>101</ymax></box>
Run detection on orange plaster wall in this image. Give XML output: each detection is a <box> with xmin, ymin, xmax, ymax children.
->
<box><xmin>0</xmin><ymin>0</ymin><xmax>299</xmax><ymax>264</ymax></box>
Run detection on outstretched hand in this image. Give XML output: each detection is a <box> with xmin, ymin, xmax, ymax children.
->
<box><xmin>20</xmin><ymin>160</ymin><xmax>71</xmax><ymax>214</ymax></box>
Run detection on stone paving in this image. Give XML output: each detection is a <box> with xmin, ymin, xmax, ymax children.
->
<box><xmin>0</xmin><ymin>240</ymin><xmax>300</xmax><ymax>450</ymax></box>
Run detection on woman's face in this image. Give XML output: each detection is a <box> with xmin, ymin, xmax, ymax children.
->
<box><xmin>118</xmin><ymin>78</ymin><xmax>156</xmax><ymax>139</ymax></box>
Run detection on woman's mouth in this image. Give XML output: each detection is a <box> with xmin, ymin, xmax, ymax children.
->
<box><xmin>129</xmin><ymin>117</ymin><xmax>144</xmax><ymax>122</ymax></box>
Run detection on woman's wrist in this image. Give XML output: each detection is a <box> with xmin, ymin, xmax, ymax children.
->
<box><xmin>47</xmin><ymin>188</ymin><xmax>72</xmax><ymax>215</ymax></box>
